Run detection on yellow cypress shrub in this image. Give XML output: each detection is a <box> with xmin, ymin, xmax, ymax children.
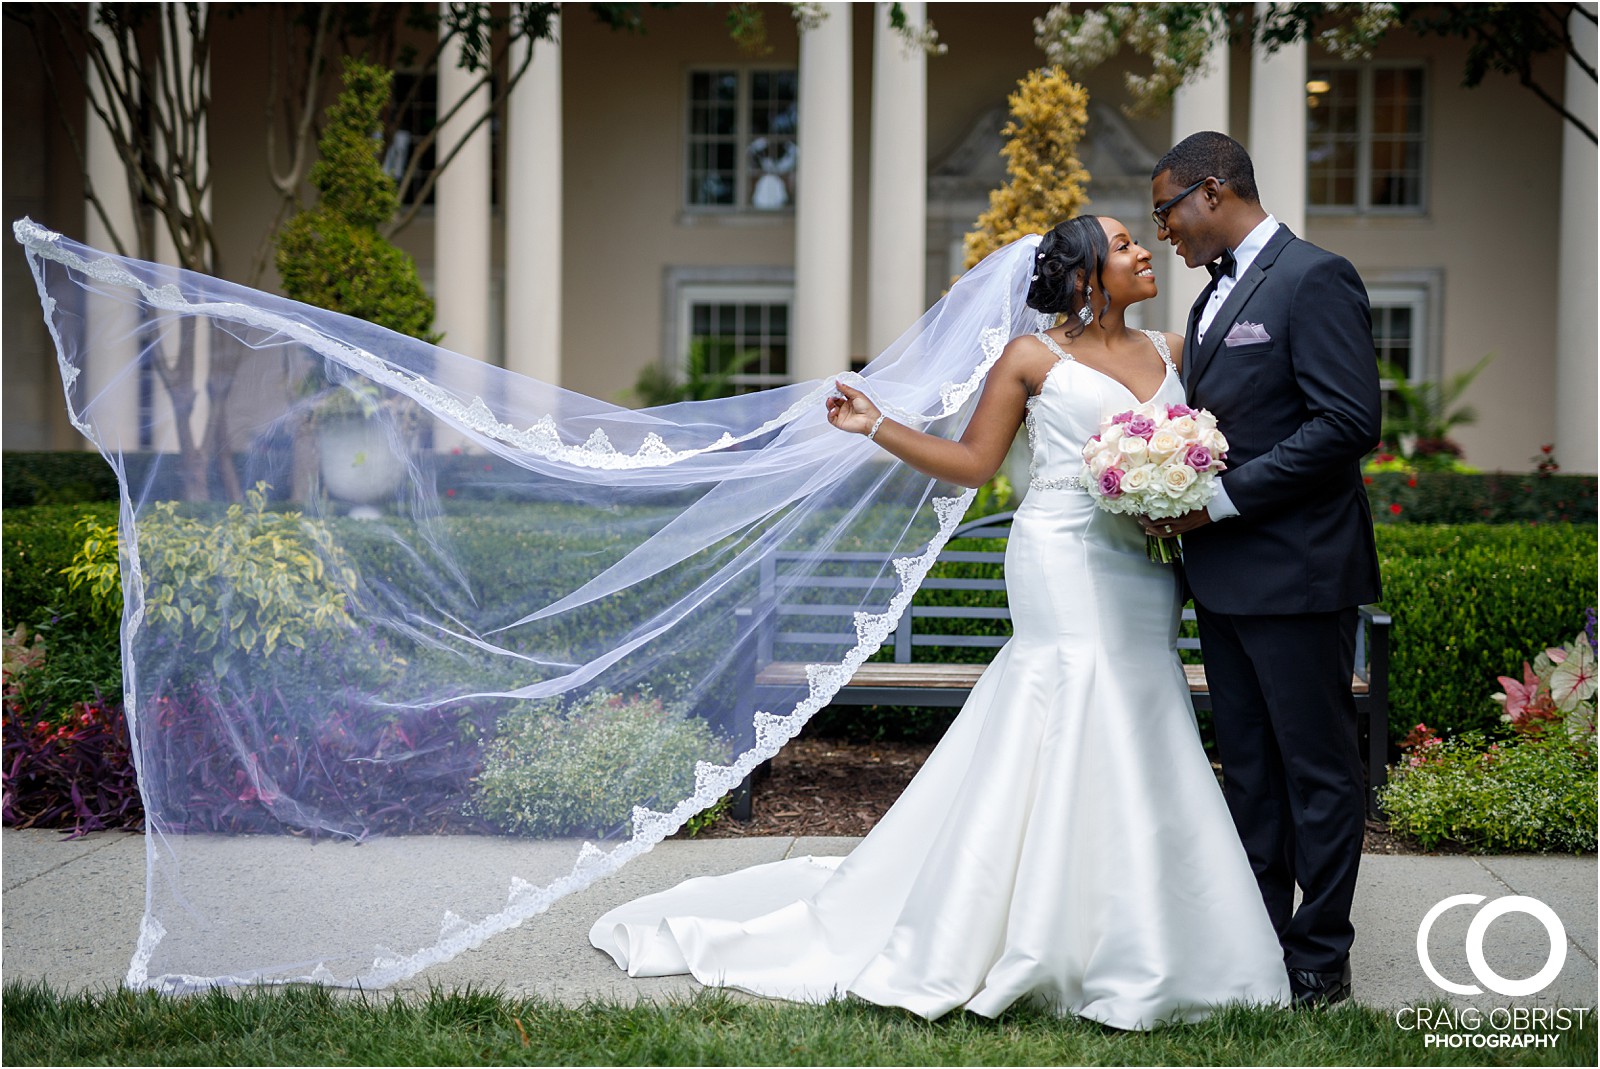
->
<box><xmin>963</xmin><ymin>67</ymin><xmax>1092</xmax><ymax>271</ymax></box>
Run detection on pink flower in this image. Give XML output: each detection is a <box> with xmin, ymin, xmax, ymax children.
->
<box><xmin>1111</xmin><ymin>411</ymin><xmax>1135</xmax><ymax>425</ymax></box>
<box><xmin>1165</xmin><ymin>403</ymin><xmax>1195</xmax><ymax>419</ymax></box>
<box><xmin>1185</xmin><ymin>444</ymin><xmax>1213</xmax><ymax>470</ymax></box>
<box><xmin>1495</xmin><ymin>662</ymin><xmax>1544</xmax><ymax>720</ymax></box>
<box><xmin>1098</xmin><ymin>468</ymin><xmax>1125</xmax><ymax>499</ymax></box>
<box><xmin>1126</xmin><ymin>415</ymin><xmax>1156</xmax><ymax>440</ymax></box>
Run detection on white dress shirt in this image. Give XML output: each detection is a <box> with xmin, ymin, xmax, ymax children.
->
<box><xmin>1200</xmin><ymin>215</ymin><xmax>1279</xmax><ymax>523</ymax></box>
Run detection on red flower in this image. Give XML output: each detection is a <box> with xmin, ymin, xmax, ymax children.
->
<box><xmin>1389</xmin><ymin>503</ymin><xmax>1402</xmax><ymax>515</ymax></box>
<box><xmin>1363</xmin><ymin>476</ymin><xmax>1373</xmax><ymax>485</ymax></box>
<box><xmin>1406</xmin><ymin>478</ymin><xmax>1417</xmax><ymax>488</ymax></box>
<box><xmin>446</xmin><ymin>488</ymin><xmax>457</xmax><ymax>497</ymax></box>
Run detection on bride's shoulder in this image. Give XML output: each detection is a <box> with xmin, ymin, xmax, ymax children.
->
<box><xmin>1155</xmin><ymin>330</ymin><xmax>1186</xmax><ymax>372</ymax></box>
<box><xmin>999</xmin><ymin>332</ymin><xmax>1061</xmax><ymax>385</ymax></box>
<box><xmin>1000</xmin><ymin>331</ymin><xmax>1059</xmax><ymax>366</ymax></box>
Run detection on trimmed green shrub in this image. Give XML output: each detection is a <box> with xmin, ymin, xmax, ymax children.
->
<box><xmin>1365</xmin><ymin>471</ymin><xmax>1594</xmax><ymax>525</ymax></box>
<box><xmin>473</xmin><ymin>690</ymin><xmax>731</xmax><ymax>838</ymax></box>
<box><xmin>1376</xmin><ymin>524</ymin><xmax>1595</xmax><ymax>739</ymax></box>
<box><xmin>1</xmin><ymin>452</ymin><xmax>120</xmax><ymax>508</ymax></box>
<box><xmin>276</xmin><ymin>58</ymin><xmax>438</xmax><ymax>345</ymax></box>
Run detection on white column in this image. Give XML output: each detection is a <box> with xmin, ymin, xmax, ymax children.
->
<box><xmin>1161</xmin><ymin>37</ymin><xmax>1230</xmax><ymax>333</ymax></box>
<box><xmin>792</xmin><ymin>3</ymin><xmax>852</xmax><ymax>383</ymax></box>
<box><xmin>504</xmin><ymin>15</ymin><xmax>562</xmax><ymax>386</ymax></box>
<box><xmin>867</xmin><ymin>1</ymin><xmax>926</xmax><ymax>356</ymax></box>
<box><xmin>1555</xmin><ymin>3</ymin><xmax>1598</xmax><ymax>473</ymax></box>
<box><xmin>1248</xmin><ymin>5</ymin><xmax>1307</xmax><ymax>234</ymax></box>
<box><xmin>84</xmin><ymin>1</ymin><xmax>141</xmax><ymax>453</ymax></box>
<box><xmin>435</xmin><ymin>5</ymin><xmax>493</xmax><ymax>367</ymax></box>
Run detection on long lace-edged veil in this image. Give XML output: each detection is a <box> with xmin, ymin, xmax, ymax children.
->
<box><xmin>13</xmin><ymin>217</ymin><xmax>1047</xmax><ymax>991</ymax></box>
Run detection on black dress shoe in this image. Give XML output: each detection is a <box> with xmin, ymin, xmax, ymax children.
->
<box><xmin>1288</xmin><ymin>961</ymin><xmax>1353</xmax><ymax>1008</ymax></box>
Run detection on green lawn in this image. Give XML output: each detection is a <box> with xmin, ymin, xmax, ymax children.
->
<box><xmin>2</xmin><ymin>982</ymin><xmax>1592</xmax><ymax>1067</ymax></box>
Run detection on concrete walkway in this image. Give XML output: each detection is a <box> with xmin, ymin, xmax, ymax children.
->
<box><xmin>2</xmin><ymin>829</ymin><xmax>1595</xmax><ymax>1012</ymax></box>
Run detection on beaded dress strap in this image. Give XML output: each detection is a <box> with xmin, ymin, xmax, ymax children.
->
<box><xmin>1142</xmin><ymin>329</ymin><xmax>1176</xmax><ymax>374</ymax></box>
<box><xmin>1033</xmin><ymin>331</ymin><xmax>1074</xmax><ymax>364</ymax></box>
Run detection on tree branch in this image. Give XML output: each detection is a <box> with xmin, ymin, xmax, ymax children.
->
<box><xmin>387</xmin><ymin>20</ymin><xmax>539</xmax><ymax>236</ymax></box>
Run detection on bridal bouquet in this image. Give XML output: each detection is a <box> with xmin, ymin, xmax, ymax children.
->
<box><xmin>1081</xmin><ymin>402</ymin><xmax>1229</xmax><ymax>563</ymax></box>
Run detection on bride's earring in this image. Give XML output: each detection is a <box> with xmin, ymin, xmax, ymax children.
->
<box><xmin>1078</xmin><ymin>286</ymin><xmax>1095</xmax><ymax>326</ymax></box>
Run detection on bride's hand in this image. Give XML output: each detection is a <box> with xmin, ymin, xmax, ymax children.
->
<box><xmin>826</xmin><ymin>381</ymin><xmax>881</xmax><ymax>436</ymax></box>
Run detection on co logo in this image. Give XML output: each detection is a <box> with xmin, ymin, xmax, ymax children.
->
<box><xmin>1417</xmin><ymin>894</ymin><xmax>1567</xmax><ymax>996</ymax></box>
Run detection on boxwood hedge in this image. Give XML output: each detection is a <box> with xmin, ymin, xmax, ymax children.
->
<box><xmin>3</xmin><ymin>504</ymin><xmax>1594</xmax><ymax>746</ymax></box>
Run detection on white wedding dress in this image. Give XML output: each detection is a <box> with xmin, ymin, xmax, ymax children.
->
<box><xmin>589</xmin><ymin>331</ymin><xmax>1291</xmax><ymax>1029</ymax></box>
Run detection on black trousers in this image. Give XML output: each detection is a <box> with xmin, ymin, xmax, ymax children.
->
<box><xmin>1193</xmin><ymin>604</ymin><xmax>1365</xmax><ymax>973</ymax></box>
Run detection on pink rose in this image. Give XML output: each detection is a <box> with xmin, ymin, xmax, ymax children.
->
<box><xmin>1185</xmin><ymin>444</ymin><xmax>1213</xmax><ymax>470</ymax></box>
<box><xmin>1098</xmin><ymin>468</ymin><xmax>1125</xmax><ymax>498</ymax></box>
<box><xmin>1126</xmin><ymin>414</ymin><xmax>1156</xmax><ymax>440</ymax></box>
<box><xmin>1165</xmin><ymin>403</ymin><xmax>1195</xmax><ymax>419</ymax></box>
<box><xmin>1111</xmin><ymin>411</ymin><xmax>1134</xmax><ymax>425</ymax></box>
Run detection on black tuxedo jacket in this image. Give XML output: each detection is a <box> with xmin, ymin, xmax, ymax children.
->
<box><xmin>1180</xmin><ymin>225</ymin><xmax>1383</xmax><ymax>615</ymax></box>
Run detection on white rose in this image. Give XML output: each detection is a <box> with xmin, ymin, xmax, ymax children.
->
<box><xmin>1120</xmin><ymin>464</ymin><xmax>1155</xmax><ymax>494</ymax></box>
<box><xmin>1195</xmin><ymin>410</ymin><xmax>1219</xmax><ymax>431</ymax></box>
<box><xmin>1168</xmin><ymin>415</ymin><xmax>1199</xmax><ymax>440</ymax></box>
<box><xmin>1206</xmin><ymin>429</ymin><xmax>1230</xmax><ymax>454</ymax></box>
<box><xmin>1119</xmin><ymin>435</ymin><xmax>1149</xmax><ymax>465</ymax></box>
<box><xmin>1161</xmin><ymin>462</ymin><xmax>1197</xmax><ymax>496</ymax></box>
<box><xmin>1147</xmin><ymin>429</ymin><xmax>1182</xmax><ymax>463</ymax></box>
<box><xmin>1088</xmin><ymin>451</ymin><xmax>1113</xmax><ymax>477</ymax></box>
<box><xmin>1101</xmin><ymin>424</ymin><xmax>1126</xmax><ymax>446</ymax></box>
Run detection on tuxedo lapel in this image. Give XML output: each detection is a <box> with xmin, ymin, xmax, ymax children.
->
<box><xmin>1185</xmin><ymin>225</ymin><xmax>1295</xmax><ymax>394</ymax></box>
<box><xmin>1181</xmin><ymin>281</ymin><xmax>1212</xmax><ymax>393</ymax></box>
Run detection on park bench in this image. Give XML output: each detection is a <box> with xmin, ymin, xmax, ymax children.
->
<box><xmin>732</xmin><ymin>509</ymin><xmax>1392</xmax><ymax>820</ymax></box>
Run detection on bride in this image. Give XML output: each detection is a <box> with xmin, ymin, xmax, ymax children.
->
<box><xmin>589</xmin><ymin>216</ymin><xmax>1292</xmax><ymax>1028</ymax></box>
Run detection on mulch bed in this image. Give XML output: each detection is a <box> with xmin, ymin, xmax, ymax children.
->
<box><xmin>691</xmin><ymin>735</ymin><xmax>1428</xmax><ymax>854</ymax></box>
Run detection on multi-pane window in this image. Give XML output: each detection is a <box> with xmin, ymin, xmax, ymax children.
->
<box><xmin>1368</xmin><ymin>284</ymin><xmax>1432</xmax><ymax>430</ymax></box>
<box><xmin>386</xmin><ymin>72</ymin><xmax>439</xmax><ymax>206</ymax></box>
<box><xmin>1307</xmin><ymin>66</ymin><xmax>1425</xmax><ymax>211</ymax></box>
<box><xmin>680</xmin><ymin>286</ymin><xmax>792</xmax><ymax>393</ymax></box>
<box><xmin>387</xmin><ymin>72</ymin><xmax>501</xmax><ymax>208</ymax></box>
<box><xmin>686</xmin><ymin>69</ymin><xmax>799</xmax><ymax>210</ymax></box>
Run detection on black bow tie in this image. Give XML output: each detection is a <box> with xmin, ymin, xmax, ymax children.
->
<box><xmin>1206</xmin><ymin>248</ymin><xmax>1238</xmax><ymax>281</ymax></box>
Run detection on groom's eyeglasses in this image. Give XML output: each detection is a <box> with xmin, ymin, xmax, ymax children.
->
<box><xmin>1152</xmin><ymin>177</ymin><xmax>1224</xmax><ymax>230</ymax></box>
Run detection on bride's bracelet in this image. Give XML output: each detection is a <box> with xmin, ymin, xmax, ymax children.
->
<box><xmin>866</xmin><ymin>414</ymin><xmax>887</xmax><ymax>442</ymax></box>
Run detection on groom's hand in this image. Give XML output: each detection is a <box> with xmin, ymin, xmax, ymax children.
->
<box><xmin>1138</xmin><ymin>509</ymin><xmax>1212</xmax><ymax>538</ymax></box>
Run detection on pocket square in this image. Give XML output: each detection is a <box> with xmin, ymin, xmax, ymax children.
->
<box><xmin>1223</xmin><ymin>321</ymin><xmax>1271</xmax><ymax>346</ymax></box>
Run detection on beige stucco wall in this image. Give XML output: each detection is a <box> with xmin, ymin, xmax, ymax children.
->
<box><xmin>1302</xmin><ymin>32</ymin><xmax>1567</xmax><ymax>473</ymax></box>
<box><xmin>557</xmin><ymin>5</ymin><xmax>801</xmax><ymax>401</ymax></box>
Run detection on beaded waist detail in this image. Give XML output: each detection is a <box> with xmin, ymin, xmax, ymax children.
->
<box><xmin>1029</xmin><ymin>473</ymin><xmax>1090</xmax><ymax>492</ymax></box>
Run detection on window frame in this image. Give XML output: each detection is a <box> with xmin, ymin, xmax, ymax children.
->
<box><xmin>682</xmin><ymin>65</ymin><xmax>800</xmax><ymax>216</ymax></box>
<box><xmin>663</xmin><ymin>268</ymin><xmax>797</xmax><ymax>393</ymax></box>
<box><xmin>1306</xmin><ymin>61</ymin><xmax>1429</xmax><ymax>217</ymax></box>
<box><xmin>1364</xmin><ymin>270</ymin><xmax>1442</xmax><ymax>423</ymax></box>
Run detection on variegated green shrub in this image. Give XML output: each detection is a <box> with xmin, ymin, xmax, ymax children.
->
<box><xmin>65</xmin><ymin>484</ymin><xmax>360</xmax><ymax>677</ymax></box>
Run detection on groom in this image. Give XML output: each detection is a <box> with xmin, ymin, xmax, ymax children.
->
<box><xmin>1142</xmin><ymin>131</ymin><xmax>1382</xmax><ymax>1008</ymax></box>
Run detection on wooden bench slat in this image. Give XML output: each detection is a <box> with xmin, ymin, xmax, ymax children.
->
<box><xmin>756</xmin><ymin>660</ymin><xmax>1368</xmax><ymax>696</ymax></box>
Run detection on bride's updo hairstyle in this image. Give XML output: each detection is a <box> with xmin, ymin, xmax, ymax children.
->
<box><xmin>1026</xmin><ymin>215</ymin><xmax>1108</xmax><ymax>339</ymax></box>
